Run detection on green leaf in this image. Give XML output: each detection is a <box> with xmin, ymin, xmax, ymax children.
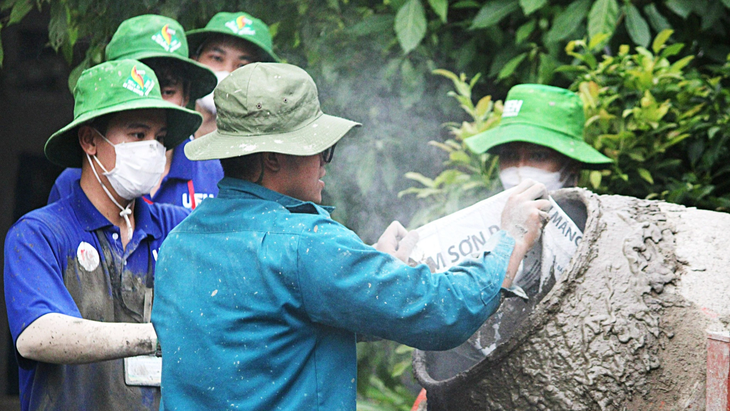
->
<box><xmin>391</xmin><ymin>360</ymin><xmax>411</xmax><ymax>378</ymax></box>
<box><xmin>428</xmin><ymin>0</ymin><xmax>448</xmax><ymax>23</ymax></box>
<box><xmin>348</xmin><ymin>14</ymin><xmax>395</xmax><ymax>36</ymax></box>
<box><xmin>9</xmin><ymin>0</ymin><xmax>32</xmax><ymax>24</ymax></box>
<box><xmin>515</xmin><ymin>20</ymin><xmax>535</xmax><ymax>44</ymax></box>
<box><xmin>660</xmin><ymin>43</ymin><xmax>684</xmax><ymax>58</ymax></box>
<box><xmin>381</xmin><ymin>155</ymin><xmax>399</xmax><ymax>191</ymax></box>
<box><xmin>356</xmin><ymin>148</ymin><xmax>378</xmax><ymax>194</ymax></box>
<box><xmin>637</xmin><ymin>168</ymin><xmax>654</xmax><ymax>184</ymax></box>
<box><xmin>395</xmin><ymin>0</ymin><xmax>428</xmax><ymax>54</ymax></box>
<box><xmin>68</xmin><ymin>59</ymin><xmax>91</xmax><ymax>91</ymax></box>
<box><xmin>587</xmin><ymin>0</ymin><xmax>619</xmax><ymax>41</ymax></box>
<box><xmin>625</xmin><ymin>4</ymin><xmax>651</xmax><ymax>48</ymax></box>
<box><xmin>452</xmin><ymin>0</ymin><xmax>480</xmax><ymax>9</ymax></box>
<box><xmin>545</xmin><ymin>0</ymin><xmax>591</xmax><ymax>44</ymax></box>
<box><xmin>722</xmin><ymin>0</ymin><xmax>730</xmax><ymax>8</ymax></box>
<box><xmin>498</xmin><ymin>52</ymin><xmax>527</xmax><ymax>79</ymax></box>
<box><xmin>652</xmin><ymin>29</ymin><xmax>674</xmax><ymax>54</ymax></box>
<box><xmin>470</xmin><ymin>0</ymin><xmax>520</xmax><ymax>30</ymax></box>
<box><xmin>589</xmin><ymin>170</ymin><xmax>602</xmax><ymax>189</ymax></box>
<box><xmin>395</xmin><ymin>344</ymin><xmax>414</xmax><ymax>354</ymax></box>
<box><xmin>665</xmin><ymin>0</ymin><xmax>693</xmax><ymax>19</ymax></box>
<box><xmin>519</xmin><ymin>0</ymin><xmax>547</xmax><ymax>16</ymax></box>
<box><xmin>669</xmin><ymin>55</ymin><xmax>694</xmax><ymax>72</ymax></box>
<box><xmin>643</xmin><ymin>4</ymin><xmax>672</xmax><ymax>33</ymax></box>
<box><xmin>48</xmin><ymin>1</ymin><xmax>68</xmax><ymax>51</ymax></box>
<box><xmin>404</xmin><ymin>172</ymin><xmax>436</xmax><ymax>188</ymax></box>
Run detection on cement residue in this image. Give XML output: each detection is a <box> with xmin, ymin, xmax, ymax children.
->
<box><xmin>414</xmin><ymin>189</ymin><xmax>726</xmax><ymax>410</ymax></box>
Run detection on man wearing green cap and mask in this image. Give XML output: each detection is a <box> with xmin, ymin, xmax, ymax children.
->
<box><xmin>187</xmin><ymin>11</ymin><xmax>280</xmax><ymax>138</ymax></box>
<box><xmin>4</xmin><ymin>59</ymin><xmax>202</xmax><ymax>411</ymax></box>
<box><xmin>466</xmin><ymin>84</ymin><xmax>611</xmax><ymax>193</ymax></box>
<box><xmin>151</xmin><ymin>62</ymin><xmax>550</xmax><ymax>410</ymax></box>
<box><xmin>48</xmin><ymin>14</ymin><xmax>223</xmax><ymax>210</ymax></box>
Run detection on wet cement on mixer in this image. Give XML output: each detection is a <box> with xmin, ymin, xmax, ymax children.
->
<box><xmin>414</xmin><ymin>189</ymin><xmax>729</xmax><ymax>410</ymax></box>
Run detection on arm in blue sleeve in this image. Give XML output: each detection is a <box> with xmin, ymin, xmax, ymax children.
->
<box><xmin>4</xmin><ymin>218</ymin><xmax>82</xmax><ymax>347</ymax></box>
<box><xmin>296</xmin><ymin>219</ymin><xmax>515</xmax><ymax>351</ymax></box>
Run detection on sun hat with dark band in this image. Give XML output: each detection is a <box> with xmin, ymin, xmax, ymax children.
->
<box><xmin>105</xmin><ymin>14</ymin><xmax>217</xmax><ymax>101</ymax></box>
<box><xmin>185</xmin><ymin>63</ymin><xmax>360</xmax><ymax>161</ymax></box>
<box><xmin>465</xmin><ymin>84</ymin><xmax>612</xmax><ymax>167</ymax></box>
<box><xmin>45</xmin><ymin>59</ymin><xmax>203</xmax><ymax>168</ymax></box>
<box><xmin>186</xmin><ymin>12</ymin><xmax>279</xmax><ymax>62</ymax></box>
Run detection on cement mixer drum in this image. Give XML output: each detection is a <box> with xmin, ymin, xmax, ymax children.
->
<box><xmin>413</xmin><ymin>188</ymin><xmax>730</xmax><ymax>410</ymax></box>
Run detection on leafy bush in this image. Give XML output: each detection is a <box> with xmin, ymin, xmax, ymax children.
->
<box><xmin>398</xmin><ymin>69</ymin><xmax>503</xmax><ymax>226</ymax></box>
<box><xmin>403</xmin><ymin>30</ymin><xmax>730</xmax><ymax>213</ymax></box>
<box><xmin>564</xmin><ymin>30</ymin><xmax>730</xmax><ymax>209</ymax></box>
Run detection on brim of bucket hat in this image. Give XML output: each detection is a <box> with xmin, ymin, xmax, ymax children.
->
<box><xmin>46</xmin><ymin>99</ymin><xmax>202</xmax><ymax>168</ymax></box>
<box><xmin>186</xmin><ymin>112</ymin><xmax>360</xmax><ymax>161</ymax></box>
<box><xmin>186</xmin><ymin>29</ymin><xmax>280</xmax><ymax>62</ymax></box>
<box><xmin>465</xmin><ymin>123</ymin><xmax>612</xmax><ymax>168</ymax></box>
<box><xmin>122</xmin><ymin>51</ymin><xmax>218</xmax><ymax>101</ymax></box>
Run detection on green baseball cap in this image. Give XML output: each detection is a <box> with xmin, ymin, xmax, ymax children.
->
<box><xmin>45</xmin><ymin>59</ymin><xmax>203</xmax><ymax>168</ymax></box>
<box><xmin>185</xmin><ymin>63</ymin><xmax>360</xmax><ymax>161</ymax></box>
<box><xmin>106</xmin><ymin>14</ymin><xmax>217</xmax><ymax>101</ymax></box>
<box><xmin>186</xmin><ymin>12</ymin><xmax>279</xmax><ymax>62</ymax></box>
<box><xmin>465</xmin><ymin>84</ymin><xmax>612</xmax><ymax>167</ymax></box>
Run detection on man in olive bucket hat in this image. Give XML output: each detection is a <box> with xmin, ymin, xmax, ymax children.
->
<box><xmin>187</xmin><ymin>11</ymin><xmax>280</xmax><ymax>138</ymax></box>
<box><xmin>466</xmin><ymin>84</ymin><xmax>612</xmax><ymax>192</ymax></box>
<box><xmin>5</xmin><ymin>59</ymin><xmax>201</xmax><ymax>411</ymax></box>
<box><xmin>151</xmin><ymin>62</ymin><xmax>551</xmax><ymax>410</ymax></box>
<box><xmin>48</xmin><ymin>14</ymin><xmax>223</xmax><ymax>210</ymax></box>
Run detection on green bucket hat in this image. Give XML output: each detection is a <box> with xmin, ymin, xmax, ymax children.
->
<box><xmin>465</xmin><ymin>84</ymin><xmax>612</xmax><ymax>167</ymax></box>
<box><xmin>106</xmin><ymin>14</ymin><xmax>217</xmax><ymax>101</ymax></box>
<box><xmin>186</xmin><ymin>12</ymin><xmax>279</xmax><ymax>62</ymax></box>
<box><xmin>185</xmin><ymin>63</ymin><xmax>360</xmax><ymax>161</ymax></box>
<box><xmin>45</xmin><ymin>59</ymin><xmax>203</xmax><ymax>168</ymax></box>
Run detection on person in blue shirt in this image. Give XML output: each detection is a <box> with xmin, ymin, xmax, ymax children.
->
<box><xmin>47</xmin><ymin>15</ymin><xmax>223</xmax><ymax>209</ymax></box>
<box><xmin>4</xmin><ymin>60</ymin><xmax>202</xmax><ymax>411</ymax></box>
<box><xmin>151</xmin><ymin>63</ymin><xmax>551</xmax><ymax>411</ymax></box>
<box><xmin>186</xmin><ymin>11</ymin><xmax>280</xmax><ymax>138</ymax></box>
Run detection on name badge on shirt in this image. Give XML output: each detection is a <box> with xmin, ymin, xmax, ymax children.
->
<box><xmin>124</xmin><ymin>355</ymin><xmax>162</xmax><ymax>386</ymax></box>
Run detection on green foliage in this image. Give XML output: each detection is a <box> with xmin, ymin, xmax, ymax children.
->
<box><xmin>356</xmin><ymin>342</ymin><xmax>417</xmax><ymax>411</ymax></box>
<box><xmin>399</xmin><ymin>69</ymin><xmax>503</xmax><ymax>227</ymax></box>
<box><xmin>564</xmin><ymin>31</ymin><xmax>730</xmax><ymax>209</ymax></box>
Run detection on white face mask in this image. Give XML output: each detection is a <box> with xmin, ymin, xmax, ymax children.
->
<box><xmin>92</xmin><ymin>133</ymin><xmax>167</xmax><ymax>200</ymax></box>
<box><xmin>196</xmin><ymin>70</ymin><xmax>230</xmax><ymax>115</ymax></box>
<box><xmin>499</xmin><ymin>166</ymin><xmax>569</xmax><ymax>192</ymax></box>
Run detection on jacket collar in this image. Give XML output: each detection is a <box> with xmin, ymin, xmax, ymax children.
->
<box><xmin>217</xmin><ymin>177</ymin><xmax>335</xmax><ymax>215</ymax></box>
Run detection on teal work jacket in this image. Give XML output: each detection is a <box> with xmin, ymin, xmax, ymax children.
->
<box><xmin>151</xmin><ymin>177</ymin><xmax>515</xmax><ymax>411</ymax></box>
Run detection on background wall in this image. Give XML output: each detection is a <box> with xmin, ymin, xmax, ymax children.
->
<box><xmin>0</xmin><ymin>9</ymin><xmax>71</xmax><ymax>410</ymax></box>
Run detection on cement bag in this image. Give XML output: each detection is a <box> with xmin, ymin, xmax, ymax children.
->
<box><xmin>413</xmin><ymin>188</ymin><xmax>730</xmax><ymax>410</ymax></box>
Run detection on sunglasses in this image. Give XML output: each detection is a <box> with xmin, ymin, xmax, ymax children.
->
<box><xmin>321</xmin><ymin>144</ymin><xmax>336</xmax><ymax>164</ymax></box>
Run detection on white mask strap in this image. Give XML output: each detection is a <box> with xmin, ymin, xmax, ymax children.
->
<box><xmin>86</xmin><ymin>153</ymin><xmax>134</xmax><ymax>240</ymax></box>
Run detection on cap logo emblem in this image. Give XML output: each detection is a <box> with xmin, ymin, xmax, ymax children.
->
<box><xmin>151</xmin><ymin>24</ymin><xmax>182</xmax><ymax>52</ymax></box>
<box><xmin>124</xmin><ymin>66</ymin><xmax>155</xmax><ymax>97</ymax></box>
<box><xmin>502</xmin><ymin>100</ymin><xmax>523</xmax><ymax>118</ymax></box>
<box><xmin>225</xmin><ymin>16</ymin><xmax>256</xmax><ymax>36</ymax></box>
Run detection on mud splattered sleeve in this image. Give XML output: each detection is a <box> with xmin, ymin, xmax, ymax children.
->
<box><xmin>4</xmin><ymin>215</ymin><xmax>82</xmax><ymax>348</ymax></box>
<box><xmin>297</xmin><ymin>217</ymin><xmax>515</xmax><ymax>351</ymax></box>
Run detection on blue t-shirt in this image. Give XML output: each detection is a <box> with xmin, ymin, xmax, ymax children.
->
<box><xmin>152</xmin><ymin>178</ymin><xmax>515</xmax><ymax>411</ymax></box>
<box><xmin>5</xmin><ymin>181</ymin><xmax>189</xmax><ymax>411</ymax></box>
<box><xmin>47</xmin><ymin>137</ymin><xmax>223</xmax><ymax>208</ymax></box>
